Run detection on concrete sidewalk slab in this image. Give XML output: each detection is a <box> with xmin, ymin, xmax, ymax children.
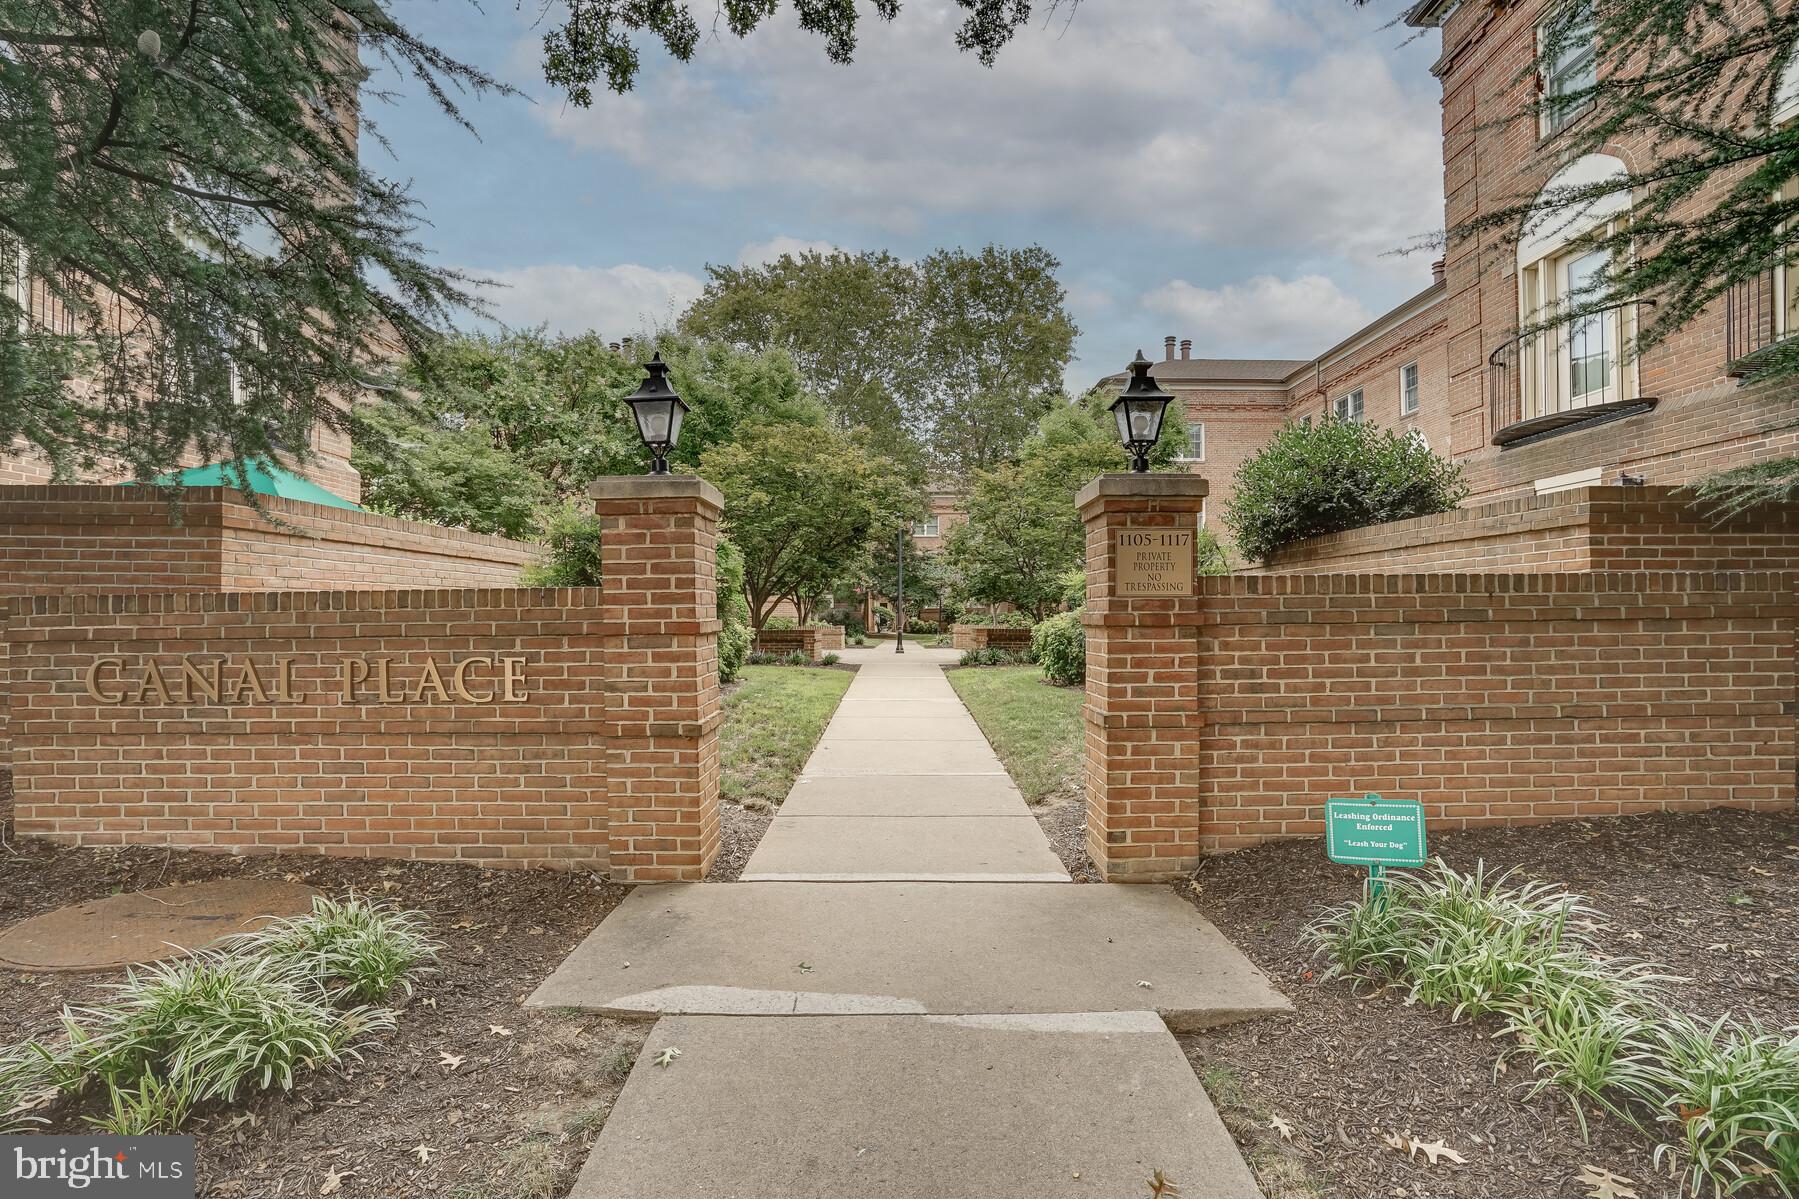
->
<box><xmin>822</xmin><ymin>716</ymin><xmax>990</xmax><ymax>741</ymax></box>
<box><xmin>804</xmin><ymin>740</ymin><xmax>1005</xmax><ymax>776</ymax></box>
<box><xmin>829</xmin><ymin>699</ymin><xmax>967</xmax><ymax>719</ymax></box>
<box><xmin>570</xmin><ymin>1012</ymin><xmax>1263</xmax><ymax>1199</ymax></box>
<box><xmin>741</xmin><ymin>815</ymin><xmax>1069</xmax><ymax>881</ymax></box>
<box><xmin>779</xmin><ymin>776</ymin><xmax>1030</xmax><ymax>817</ymax></box>
<box><xmin>528</xmin><ymin>882</ymin><xmax>1290</xmax><ymax>1030</ymax></box>
<box><xmin>842</xmin><ymin>677</ymin><xmax>964</xmax><ymax>699</ymax></box>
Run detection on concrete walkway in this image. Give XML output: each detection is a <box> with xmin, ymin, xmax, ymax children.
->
<box><xmin>740</xmin><ymin>649</ymin><xmax>1068</xmax><ymax>882</ymax></box>
<box><xmin>538</xmin><ymin>647</ymin><xmax>1283</xmax><ymax>1199</ymax></box>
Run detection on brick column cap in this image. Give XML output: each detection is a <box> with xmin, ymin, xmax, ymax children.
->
<box><xmin>1075</xmin><ymin>472</ymin><xmax>1208</xmax><ymax>515</ymax></box>
<box><xmin>590</xmin><ymin>474</ymin><xmax>724</xmax><ymax>513</ymax></box>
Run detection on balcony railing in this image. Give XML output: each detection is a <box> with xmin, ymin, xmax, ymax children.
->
<box><xmin>1487</xmin><ymin>302</ymin><xmax>1656</xmax><ymax>447</ymax></box>
<box><xmin>1725</xmin><ymin>269</ymin><xmax>1787</xmax><ymax>375</ymax></box>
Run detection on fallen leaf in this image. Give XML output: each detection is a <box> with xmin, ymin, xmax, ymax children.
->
<box><xmin>797</xmin><ymin>962</ymin><xmax>814</xmax><ymax>974</ymax></box>
<box><xmin>1381</xmin><ymin>1131</ymin><xmax>1409</xmax><ymax>1153</ymax></box>
<box><xmin>1135</xmin><ymin>980</ymin><xmax>1154</xmax><ymax>989</ymax></box>
<box><xmin>1409</xmin><ymin>1138</ymin><xmax>1467</xmax><ymax>1167</ymax></box>
<box><xmin>438</xmin><ymin>1052</ymin><xmax>464</xmax><ymax>1073</ymax></box>
<box><xmin>488</xmin><ymin>1025</ymin><xmax>513</xmax><ymax>1037</ymax></box>
<box><xmin>420</xmin><ymin>997</ymin><xmax>437</xmax><ymax>1009</ymax></box>
<box><xmin>1269</xmin><ymin>1115</ymin><xmax>1294</xmax><ymax>1141</ymax></box>
<box><xmin>653</xmin><ymin>1046</ymin><xmax>681</xmax><ymax>1068</ymax></box>
<box><xmin>412</xmin><ymin>1143</ymin><xmax>434</xmax><ymax>1165</ymax></box>
<box><xmin>319</xmin><ymin>1167</ymin><xmax>355</xmax><ymax>1196</ymax></box>
<box><xmin>1577</xmin><ymin>1164</ymin><xmax>1639</xmax><ymax>1199</ymax></box>
<box><xmin>1147</xmin><ymin>1169</ymin><xmax>1181</xmax><ymax>1197</ymax></box>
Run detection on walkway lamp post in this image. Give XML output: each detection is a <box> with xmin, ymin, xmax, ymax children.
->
<box><xmin>894</xmin><ymin>526</ymin><xmax>906</xmax><ymax>655</ymax></box>
<box><xmin>623</xmin><ymin>353</ymin><xmax>688</xmax><ymax>475</ymax></box>
<box><xmin>1110</xmin><ymin>351</ymin><xmax>1173</xmax><ymax>472</ymax></box>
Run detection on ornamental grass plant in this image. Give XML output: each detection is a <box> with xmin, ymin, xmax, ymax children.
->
<box><xmin>1308</xmin><ymin>861</ymin><xmax>1797</xmax><ymax>1195</ymax></box>
<box><xmin>227</xmin><ymin>893</ymin><xmax>442</xmax><ymax>1002</ymax></box>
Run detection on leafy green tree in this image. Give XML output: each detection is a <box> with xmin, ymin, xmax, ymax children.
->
<box><xmin>701</xmin><ymin>420</ymin><xmax>920</xmax><ymax>630</ymax></box>
<box><xmin>912</xmin><ymin>245</ymin><xmax>1079</xmax><ymax>476</ymax></box>
<box><xmin>680</xmin><ymin>250</ymin><xmax>915</xmax><ymax>448</ymax></box>
<box><xmin>1223</xmin><ymin>417</ymin><xmax>1468</xmax><ymax>562</ymax></box>
<box><xmin>0</xmin><ymin>0</ymin><xmax>507</xmax><ymax>482</ymax></box>
<box><xmin>354</xmin><ymin>330</ymin><xmax>816</xmax><ymax>537</ymax></box>
<box><xmin>541</xmin><ymin>0</ymin><xmax>1049</xmax><ymax>103</ymax></box>
<box><xmin>946</xmin><ymin>391</ymin><xmax>1187</xmax><ymax>617</ymax></box>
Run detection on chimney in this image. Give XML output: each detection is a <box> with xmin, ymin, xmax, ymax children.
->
<box><xmin>1164</xmin><ymin>335</ymin><xmax>1177</xmax><ymax>361</ymax></box>
<box><xmin>609</xmin><ymin>342</ymin><xmax>621</xmax><ymax>353</ymax></box>
<box><xmin>1431</xmin><ymin>258</ymin><xmax>1446</xmax><ymax>285</ymax></box>
<box><xmin>621</xmin><ymin>336</ymin><xmax>635</xmax><ymax>357</ymax></box>
<box><xmin>1180</xmin><ymin>339</ymin><xmax>1192</xmax><ymax>360</ymax></box>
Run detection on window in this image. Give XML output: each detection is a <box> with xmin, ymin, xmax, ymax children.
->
<box><xmin>1332</xmin><ymin>389</ymin><xmax>1364</xmax><ymax>422</ymax></box>
<box><xmin>1399</xmin><ymin>362</ymin><xmax>1420</xmax><ymax>415</ymax></box>
<box><xmin>912</xmin><ymin>516</ymin><xmax>940</xmax><ymax>538</ymax></box>
<box><xmin>1541</xmin><ymin>1</ymin><xmax>1596</xmax><ymax>136</ymax></box>
<box><xmin>1179</xmin><ymin>423</ymin><xmax>1206</xmax><ymax>461</ymax></box>
<box><xmin>2</xmin><ymin>234</ymin><xmax>29</xmax><ymax>332</ymax></box>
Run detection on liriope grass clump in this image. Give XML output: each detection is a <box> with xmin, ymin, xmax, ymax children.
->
<box><xmin>1307</xmin><ymin>861</ymin><xmax>1797</xmax><ymax>1196</ymax></box>
<box><xmin>6</xmin><ymin>891</ymin><xmax>437</xmax><ymax>1135</ymax></box>
<box><xmin>228</xmin><ymin>893</ymin><xmax>441</xmax><ymax>1002</ymax></box>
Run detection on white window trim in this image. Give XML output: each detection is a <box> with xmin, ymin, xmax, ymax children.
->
<box><xmin>1539</xmin><ymin>1</ymin><xmax>1597</xmax><ymax>138</ymax></box>
<box><xmin>1176</xmin><ymin>422</ymin><xmax>1206</xmax><ymax>462</ymax></box>
<box><xmin>1333</xmin><ymin>389</ymin><xmax>1364</xmax><ymax>422</ymax></box>
<box><xmin>1399</xmin><ymin>361</ymin><xmax>1420</xmax><ymax>415</ymax></box>
<box><xmin>1517</xmin><ymin>222</ymin><xmax>1637</xmax><ymax>419</ymax></box>
<box><xmin>912</xmin><ymin>516</ymin><xmax>941</xmax><ymax>538</ymax></box>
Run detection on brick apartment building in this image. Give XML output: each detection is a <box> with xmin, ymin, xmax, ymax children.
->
<box><xmin>1097</xmin><ymin>0</ymin><xmax>1799</xmax><ymax>531</ymax></box>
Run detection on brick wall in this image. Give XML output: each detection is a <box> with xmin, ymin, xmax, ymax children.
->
<box><xmin>1193</xmin><ymin>572</ymin><xmax>1797</xmax><ymax>853</ymax></box>
<box><xmin>951</xmin><ymin>624</ymin><xmax>1034</xmax><ymax>653</ymax></box>
<box><xmin>0</xmin><ymin>486</ymin><xmax>537</xmax><ymax>596</ymax></box>
<box><xmin>754</xmin><ymin>626</ymin><xmax>846</xmax><ymax>658</ymax></box>
<box><xmin>1249</xmin><ymin>486</ymin><xmax>1799</xmax><ymax>575</ymax></box>
<box><xmin>6</xmin><ymin>589</ymin><xmax>610</xmax><ymax>870</ymax></box>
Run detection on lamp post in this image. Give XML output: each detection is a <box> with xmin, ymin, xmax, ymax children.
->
<box><xmin>1110</xmin><ymin>350</ymin><xmax>1174</xmax><ymax>472</ymax></box>
<box><xmin>894</xmin><ymin>526</ymin><xmax>906</xmax><ymax>655</ymax></box>
<box><xmin>623</xmin><ymin>352</ymin><xmax>688</xmax><ymax>474</ymax></box>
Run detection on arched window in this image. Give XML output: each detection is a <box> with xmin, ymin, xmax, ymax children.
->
<box><xmin>1516</xmin><ymin>154</ymin><xmax>1634</xmax><ymax>418</ymax></box>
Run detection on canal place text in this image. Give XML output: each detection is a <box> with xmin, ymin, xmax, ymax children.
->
<box><xmin>82</xmin><ymin>655</ymin><xmax>531</xmax><ymax>706</ymax></box>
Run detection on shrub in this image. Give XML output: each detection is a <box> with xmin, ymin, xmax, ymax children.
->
<box><xmin>519</xmin><ymin>501</ymin><xmax>604</xmax><ymax>586</ymax></box>
<box><xmin>820</xmin><ymin>653</ymin><xmax>841</xmax><ymax>666</ymax></box>
<box><xmin>1058</xmin><ymin>569</ymin><xmax>1087</xmax><ymax>609</ymax></box>
<box><xmin>746</xmin><ymin>652</ymin><xmax>781</xmax><ymax>666</ymax></box>
<box><xmin>817</xmin><ymin>607</ymin><xmax>865</xmax><ymax>636</ymax></box>
<box><xmin>1224</xmin><ymin>417</ymin><xmax>1469</xmax><ymax>562</ymax></box>
<box><xmin>0</xmin><ymin>1043</ymin><xmax>54</xmax><ymax>1134</ymax></box>
<box><xmin>716</xmin><ymin>538</ymin><xmax>752</xmax><ymax>685</ymax></box>
<box><xmin>959</xmin><ymin>646</ymin><xmax>1029</xmax><ymax>667</ymax></box>
<box><xmin>227</xmin><ymin>894</ymin><xmax>440</xmax><ymax>1003</ymax></box>
<box><xmin>783</xmin><ymin>650</ymin><xmax>808</xmax><ymax>666</ymax></box>
<box><xmin>905</xmin><ymin>619</ymin><xmax>939</xmax><ymax>635</ymax></box>
<box><xmin>849</xmin><ymin>634</ymin><xmax>867</xmax><ymax>647</ymax></box>
<box><xmin>61</xmin><ymin>951</ymin><xmax>392</xmax><ymax>1110</ymax></box>
<box><xmin>762</xmin><ymin>616</ymin><xmax>798</xmax><ymax>631</ymax></box>
<box><xmin>1032</xmin><ymin>611</ymin><xmax>1085</xmax><ymax>686</ymax></box>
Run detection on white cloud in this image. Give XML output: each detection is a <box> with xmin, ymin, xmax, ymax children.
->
<box><xmin>1145</xmin><ymin>274</ymin><xmax>1376</xmax><ymax>359</ymax></box>
<box><xmin>533</xmin><ymin>0</ymin><xmax>1442</xmax><ymax>261</ymax></box>
<box><xmin>465</xmin><ymin>263</ymin><xmax>704</xmax><ymax>339</ymax></box>
<box><xmin>736</xmin><ymin>235</ymin><xmax>844</xmax><ymax>267</ymax></box>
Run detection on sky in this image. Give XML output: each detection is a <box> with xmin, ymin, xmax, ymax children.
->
<box><xmin>370</xmin><ymin>0</ymin><xmax>1447</xmax><ymax>390</ymax></box>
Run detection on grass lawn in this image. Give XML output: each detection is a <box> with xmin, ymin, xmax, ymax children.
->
<box><xmin>946</xmin><ymin>665</ymin><xmax>1084</xmax><ymax>805</ymax></box>
<box><xmin>720</xmin><ymin>665</ymin><xmax>853</xmax><ymax>808</ymax></box>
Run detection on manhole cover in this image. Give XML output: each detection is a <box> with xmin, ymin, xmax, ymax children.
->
<box><xmin>0</xmin><ymin>879</ymin><xmax>320</xmax><ymax>972</ymax></box>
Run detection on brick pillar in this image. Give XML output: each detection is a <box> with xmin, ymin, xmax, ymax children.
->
<box><xmin>1076</xmin><ymin>473</ymin><xmax>1208</xmax><ymax>882</ymax></box>
<box><xmin>591</xmin><ymin>475</ymin><xmax>723</xmax><ymax>882</ymax></box>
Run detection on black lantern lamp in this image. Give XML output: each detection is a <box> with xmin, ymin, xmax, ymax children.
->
<box><xmin>1110</xmin><ymin>351</ymin><xmax>1173</xmax><ymax>472</ymax></box>
<box><xmin>624</xmin><ymin>352</ymin><xmax>688</xmax><ymax>475</ymax></box>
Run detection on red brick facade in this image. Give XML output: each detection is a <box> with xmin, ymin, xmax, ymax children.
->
<box><xmin>1080</xmin><ymin>473</ymin><xmax>1797</xmax><ymax>877</ymax></box>
<box><xmin>1249</xmin><ymin>486</ymin><xmax>1799</xmax><ymax>575</ymax></box>
<box><xmin>754</xmin><ymin>626</ymin><xmax>846</xmax><ymax>659</ymax></box>
<box><xmin>950</xmin><ymin>624</ymin><xmax>1034</xmax><ymax>653</ymax></box>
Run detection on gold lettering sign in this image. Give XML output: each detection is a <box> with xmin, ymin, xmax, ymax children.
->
<box><xmin>1115</xmin><ymin>529</ymin><xmax>1196</xmax><ymax>597</ymax></box>
<box><xmin>82</xmin><ymin>655</ymin><xmax>533</xmax><ymax>707</ymax></box>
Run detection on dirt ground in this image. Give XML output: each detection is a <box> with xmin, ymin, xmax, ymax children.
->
<box><xmin>0</xmin><ymin>784</ymin><xmax>643</xmax><ymax>1199</ymax></box>
<box><xmin>1181</xmin><ymin>807</ymin><xmax>1799</xmax><ymax>1199</ymax></box>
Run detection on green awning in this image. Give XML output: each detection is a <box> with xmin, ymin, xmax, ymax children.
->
<box><xmin>145</xmin><ymin>460</ymin><xmax>362</xmax><ymax>511</ymax></box>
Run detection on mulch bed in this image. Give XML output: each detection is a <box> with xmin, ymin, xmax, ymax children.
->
<box><xmin>1179</xmin><ymin>807</ymin><xmax>1799</xmax><ymax>1199</ymax></box>
<box><xmin>1033</xmin><ymin>799</ymin><xmax>1102</xmax><ymax>882</ymax></box>
<box><xmin>708</xmin><ymin>801</ymin><xmax>772</xmax><ymax>882</ymax></box>
<box><xmin>0</xmin><ymin>781</ymin><xmax>643</xmax><ymax>1199</ymax></box>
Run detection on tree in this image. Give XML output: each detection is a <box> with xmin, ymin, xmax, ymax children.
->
<box><xmin>1</xmin><ymin>0</ymin><xmax>508</xmax><ymax>482</ymax></box>
<box><xmin>1445</xmin><ymin>1</ymin><xmax>1799</xmax><ymax>513</ymax></box>
<box><xmin>354</xmin><ymin>330</ymin><xmax>817</xmax><ymax>537</ymax></box>
<box><xmin>946</xmin><ymin>390</ymin><xmax>1188</xmax><ymax>618</ymax></box>
<box><xmin>541</xmin><ymin>1</ymin><xmax>1063</xmax><ymax>103</ymax></box>
<box><xmin>678</xmin><ymin>243</ymin><xmax>1078</xmax><ymax>474</ymax></box>
<box><xmin>679</xmin><ymin>250</ymin><xmax>915</xmax><ymax>449</ymax></box>
<box><xmin>700</xmin><ymin>420</ymin><xmax>920</xmax><ymax>630</ymax></box>
<box><xmin>912</xmin><ymin>245</ymin><xmax>1078</xmax><ymax>476</ymax></box>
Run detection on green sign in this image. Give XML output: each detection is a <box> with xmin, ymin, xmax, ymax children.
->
<box><xmin>1325</xmin><ymin>794</ymin><xmax>1427</xmax><ymax>868</ymax></box>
